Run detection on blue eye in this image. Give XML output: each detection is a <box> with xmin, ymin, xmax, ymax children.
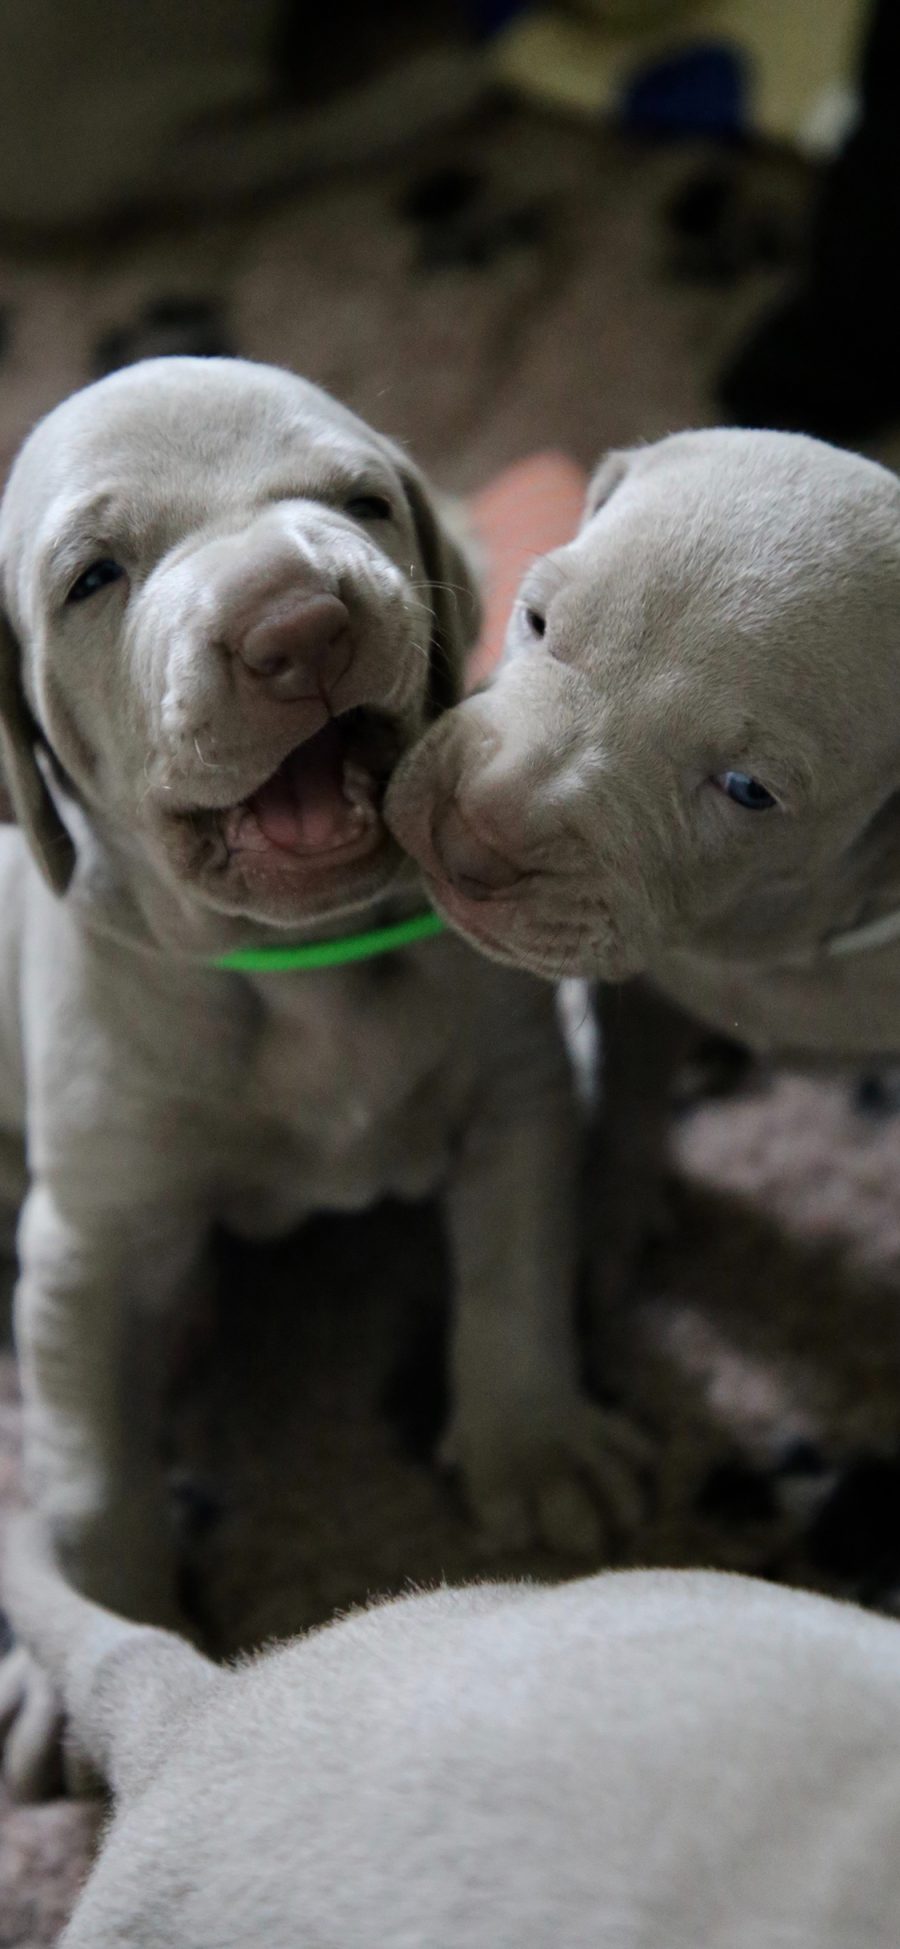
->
<box><xmin>67</xmin><ymin>558</ymin><xmax>125</xmax><ymax>603</ymax></box>
<box><xmin>718</xmin><ymin>771</ymin><xmax>776</xmax><ymax>811</ymax></box>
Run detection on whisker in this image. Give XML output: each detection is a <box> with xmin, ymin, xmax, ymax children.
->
<box><xmin>408</xmin><ymin>579</ymin><xmax>476</xmax><ymax>601</ymax></box>
<box><xmin>193</xmin><ymin>736</ymin><xmax>221</xmax><ymax>772</ymax></box>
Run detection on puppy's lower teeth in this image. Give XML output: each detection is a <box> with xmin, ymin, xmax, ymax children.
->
<box><xmin>342</xmin><ymin>762</ymin><xmax>377</xmax><ymax>812</ymax></box>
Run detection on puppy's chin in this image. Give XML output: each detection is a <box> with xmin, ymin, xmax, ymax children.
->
<box><xmin>159</xmin><ymin>706</ymin><xmax>414</xmax><ymax>929</ymax></box>
<box><xmin>413</xmin><ymin>872</ymin><xmax>631</xmax><ymax>983</ymax></box>
<box><xmin>196</xmin><ymin>834</ymin><xmax>407</xmax><ymax>929</ymax></box>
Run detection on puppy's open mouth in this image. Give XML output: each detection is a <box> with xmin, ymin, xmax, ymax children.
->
<box><xmin>221</xmin><ymin>708</ymin><xmax>404</xmax><ymax>870</ymax></box>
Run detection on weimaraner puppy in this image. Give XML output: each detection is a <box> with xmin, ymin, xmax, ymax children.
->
<box><xmin>388</xmin><ymin>428</ymin><xmax>900</xmax><ymax>1301</ymax></box>
<box><xmin>4</xmin><ymin>1517</ymin><xmax>900</xmax><ymax>1947</ymax></box>
<box><xmin>0</xmin><ymin>357</ymin><xmax>643</xmax><ymax>1797</ymax></box>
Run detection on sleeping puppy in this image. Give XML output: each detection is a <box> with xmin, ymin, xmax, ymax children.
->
<box><xmin>387</xmin><ymin>429</ymin><xmax>900</xmax><ymax>1302</ymax></box>
<box><xmin>5</xmin><ymin>1518</ymin><xmax>900</xmax><ymax>1947</ymax></box>
<box><xmin>0</xmin><ymin>358</ymin><xmax>643</xmax><ymax>1797</ymax></box>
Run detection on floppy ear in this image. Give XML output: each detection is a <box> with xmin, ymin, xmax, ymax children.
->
<box><xmin>393</xmin><ymin>453</ymin><xmax>483</xmax><ymax>717</ymax></box>
<box><xmin>0</xmin><ymin>603</ymin><xmax>76</xmax><ymax>893</ymax></box>
<box><xmin>583</xmin><ymin>449</ymin><xmax>635</xmax><ymax>524</ymax></box>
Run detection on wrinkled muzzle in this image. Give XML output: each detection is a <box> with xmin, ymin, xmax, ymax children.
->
<box><xmin>387</xmin><ymin>679</ymin><xmax>671</xmax><ymax>981</ymax></box>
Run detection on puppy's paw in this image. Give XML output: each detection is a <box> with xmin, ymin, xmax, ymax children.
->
<box><xmin>444</xmin><ymin>1394</ymin><xmax>653</xmax><ymax>1559</ymax></box>
<box><xmin>0</xmin><ymin>1646</ymin><xmax>66</xmax><ymax>1802</ymax></box>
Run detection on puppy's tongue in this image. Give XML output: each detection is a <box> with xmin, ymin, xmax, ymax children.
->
<box><xmin>248</xmin><ymin>722</ymin><xmax>368</xmax><ymax>854</ymax></box>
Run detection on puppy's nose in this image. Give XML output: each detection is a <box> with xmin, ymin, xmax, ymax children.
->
<box><xmin>236</xmin><ymin>594</ymin><xmax>351</xmax><ymax>701</ymax></box>
<box><xmin>431</xmin><ymin>797</ymin><xmax>525</xmax><ymax>900</ymax></box>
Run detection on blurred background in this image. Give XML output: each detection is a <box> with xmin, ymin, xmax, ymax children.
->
<box><xmin>6</xmin><ymin>5</ymin><xmax>900</xmax><ymax>1939</ymax></box>
<box><xmin>3</xmin><ymin>0</ymin><xmax>898</xmax><ymax>493</ymax></box>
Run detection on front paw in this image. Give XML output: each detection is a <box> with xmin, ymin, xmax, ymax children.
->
<box><xmin>443</xmin><ymin>1393</ymin><xmax>652</xmax><ymax>1559</ymax></box>
<box><xmin>0</xmin><ymin>1645</ymin><xmax>68</xmax><ymax>1802</ymax></box>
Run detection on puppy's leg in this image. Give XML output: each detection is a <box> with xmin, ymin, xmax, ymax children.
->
<box><xmin>1</xmin><ymin>1182</ymin><xmax>210</xmax><ymax>1797</ymax></box>
<box><xmin>443</xmin><ymin>1009</ymin><xmax>650</xmax><ymax>1559</ymax></box>
<box><xmin>14</xmin><ymin>1182</ymin><xmax>210</xmax><ymax>1613</ymax></box>
<box><xmin>3</xmin><ymin>1515</ymin><xmax>215</xmax><ymax>1805</ymax></box>
<box><xmin>586</xmin><ymin>979</ymin><xmax>696</xmax><ymax>1384</ymax></box>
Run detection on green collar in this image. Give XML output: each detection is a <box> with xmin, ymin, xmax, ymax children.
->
<box><xmin>210</xmin><ymin>908</ymin><xmax>445</xmax><ymax>973</ymax></box>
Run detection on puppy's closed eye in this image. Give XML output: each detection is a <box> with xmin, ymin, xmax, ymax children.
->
<box><xmin>344</xmin><ymin>494</ymin><xmax>393</xmax><ymax>523</ymax></box>
<box><xmin>66</xmin><ymin>558</ymin><xmax>126</xmax><ymax>604</ymax></box>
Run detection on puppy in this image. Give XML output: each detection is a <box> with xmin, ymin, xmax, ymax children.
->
<box><xmin>387</xmin><ymin>429</ymin><xmax>900</xmax><ymax>1297</ymax></box>
<box><xmin>5</xmin><ymin>1518</ymin><xmax>900</xmax><ymax>1946</ymax></box>
<box><xmin>0</xmin><ymin>358</ymin><xmax>643</xmax><ymax>1796</ymax></box>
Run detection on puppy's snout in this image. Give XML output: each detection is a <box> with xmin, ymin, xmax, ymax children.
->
<box><xmin>431</xmin><ymin>796</ymin><xmax>525</xmax><ymax>900</ymax></box>
<box><xmin>235</xmin><ymin>593</ymin><xmax>351</xmax><ymax>701</ymax></box>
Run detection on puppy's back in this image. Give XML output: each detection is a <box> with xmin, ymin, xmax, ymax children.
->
<box><xmin>61</xmin><ymin>1572</ymin><xmax>900</xmax><ymax>1947</ymax></box>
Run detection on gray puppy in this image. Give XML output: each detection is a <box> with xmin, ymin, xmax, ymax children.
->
<box><xmin>388</xmin><ymin>429</ymin><xmax>900</xmax><ymax>1294</ymax></box>
<box><xmin>5</xmin><ymin>1518</ymin><xmax>900</xmax><ymax>1947</ymax></box>
<box><xmin>0</xmin><ymin>358</ymin><xmax>642</xmax><ymax>1797</ymax></box>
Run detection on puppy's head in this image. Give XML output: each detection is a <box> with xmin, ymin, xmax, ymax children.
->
<box><xmin>0</xmin><ymin>357</ymin><xmax>478</xmax><ymax>944</ymax></box>
<box><xmin>388</xmin><ymin>430</ymin><xmax>900</xmax><ymax>979</ymax></box>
